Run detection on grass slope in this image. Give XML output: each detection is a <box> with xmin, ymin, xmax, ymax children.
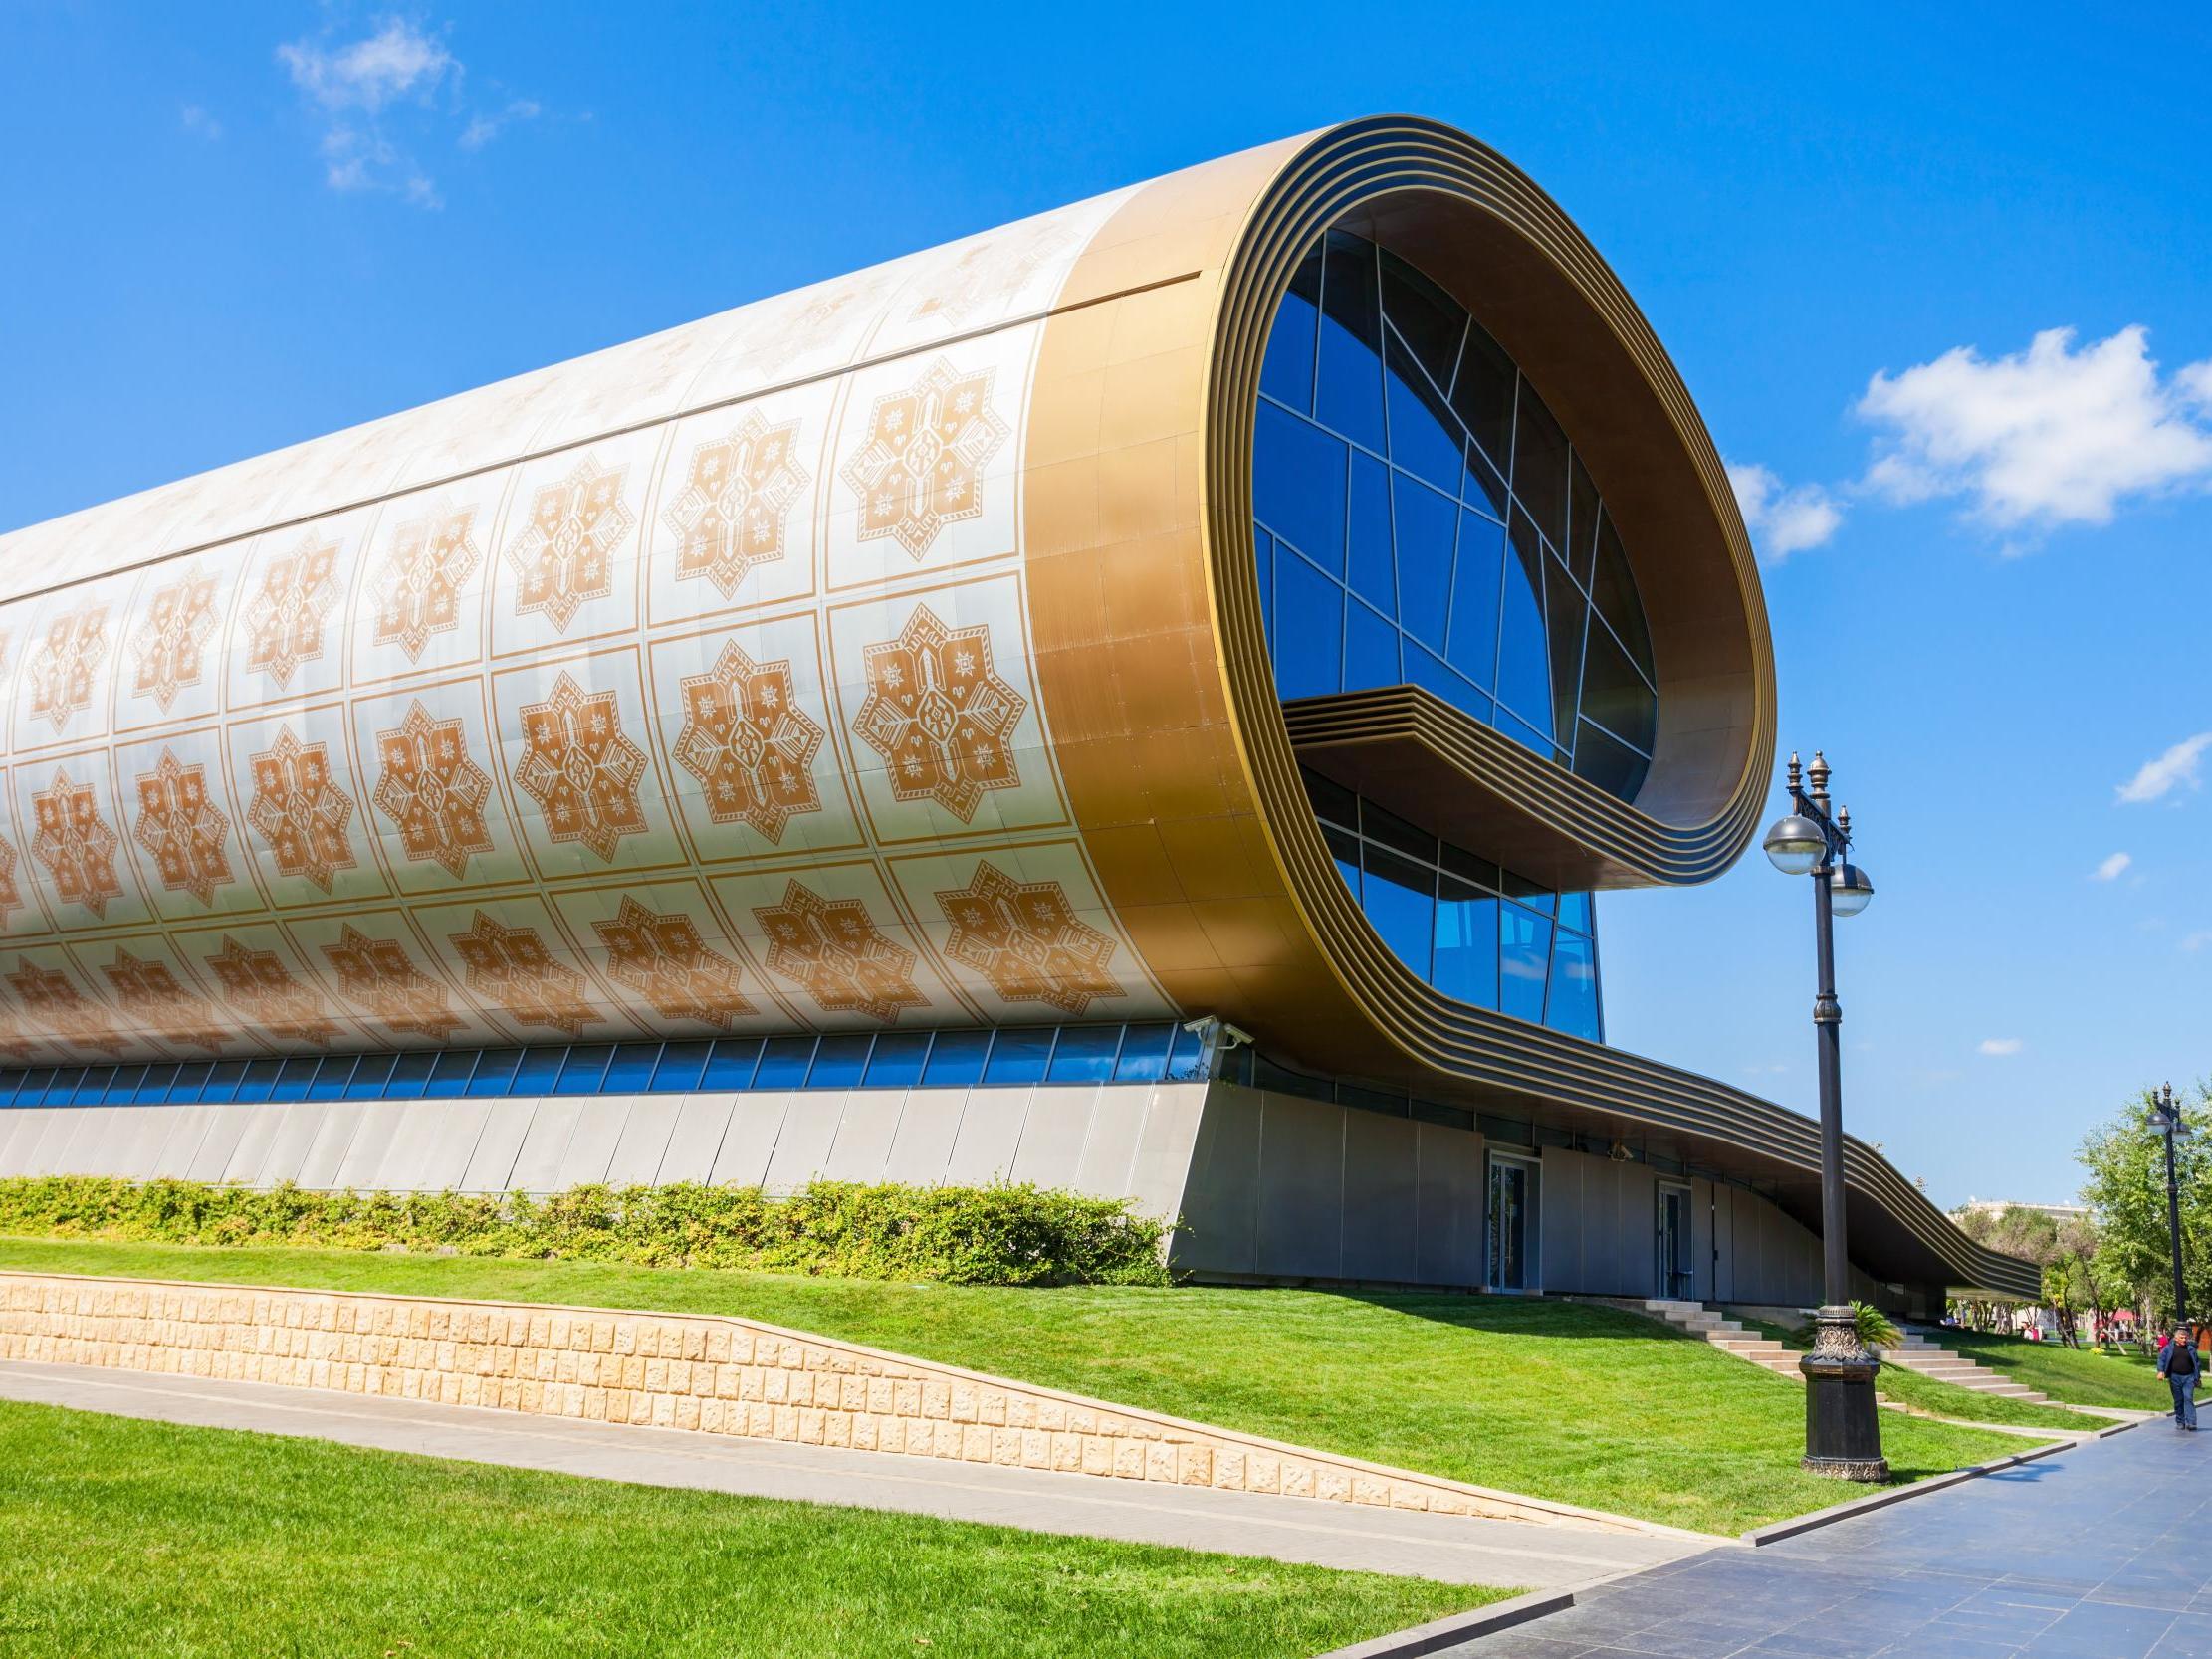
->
<box><xmin>1935</xmin><ymin>1328</ymin><xmax>2169</xmax><ymax>1410</ymax></box>
<box><xmin>0</xmin><ymin>1400</ymin><xmax>1486</xmax><ymax>1659</ymax></box>
<box><xmin>1736</xmin><ymin>1319</ymin><xmax>2108</xmax><ymax>1432</ymax></box>
<box><xmin>0</xmin><ymin>1238</ymin><xmax>2040</xmax><ymax>1534</ymax></box>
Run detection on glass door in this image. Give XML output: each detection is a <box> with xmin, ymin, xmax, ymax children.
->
<box><xmin>1486</xmin><ymin>1153</ymin><xmax>1540</xmax><ymax>1292</ymax></box>
<box><xmin>1657</xmin><ymin>1182</ymin><xmax>1693</xmax><ymax>1299</ymax></box>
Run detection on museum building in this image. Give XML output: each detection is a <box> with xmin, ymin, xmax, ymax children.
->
<box><xmin>0</xmin><ymin>117</ymin><xmax>2035</xmax><ymax>1312</ymax></box>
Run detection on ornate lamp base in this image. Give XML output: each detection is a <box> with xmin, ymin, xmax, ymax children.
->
<box><xmin>1800</xmin><ymin>1304</ymin><xmax>1889</xmax><ymax>1482</ymax></box>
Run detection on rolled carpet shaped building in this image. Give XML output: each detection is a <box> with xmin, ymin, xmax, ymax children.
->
<box><xmin>0</xmin><ymin>116</ymin><xmax>2034</xmax><ymax>1308</ymax></box>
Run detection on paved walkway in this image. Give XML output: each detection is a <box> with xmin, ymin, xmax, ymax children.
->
<box><xmin>1466</xmin><ymin>1419</ymin><xmax>2197</xmax><ymax>1657</ymax></box>
<box><xmin>0</xmin><ymin>1358</ymin><xmax>1704</xmax><ymax>1592</ymax></box>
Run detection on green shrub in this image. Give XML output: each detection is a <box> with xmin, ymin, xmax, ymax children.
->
<box><xmin>0</xmin><ymin>1176</ymin><xmax>1173</xmax><ymax>1287</ymax></box>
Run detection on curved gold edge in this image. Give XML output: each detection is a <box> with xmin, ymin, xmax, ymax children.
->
<box><xmin>1218</xmin><ymin>124</ymin><xmax>2027</xmax><ymax>1300</ymax></box>
<box><xmin>1282</xmin><ymin>685</ymin><xmax>1748</xmax><ymax>888</ymax></box>
<box><xmin>1016</xmin><ymin>118</ymin><xmax>2030</xmax><ymax>1300</ymax></box>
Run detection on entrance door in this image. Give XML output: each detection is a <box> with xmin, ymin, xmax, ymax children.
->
<box><xmin>1486</xmin><ymin>1153</ymin><xmax>1539</xmax><ymax>1292</ymax></box>
<box><xmin>1657</xmin><ymin>1183</ymin><xmax>1693</xmax><ymax>1299</ymax></box>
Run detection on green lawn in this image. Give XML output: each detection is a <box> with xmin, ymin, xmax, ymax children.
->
<box><xmin>1736</xmin><ymin>1319</ymin><xmax>2109</xmax><ymax>1432</ymax></box>
<box><xmin>0</xmin><ymin>1237</ymin><xmax>2041</xmax><ymax>1535</ymax></box>
<box><xmin>1935</xmin><ymin>1328</ymin><xmax>2169</xmax><ymax>1410</ymax></box>
<box><xmin>0</xmin><ymin>1400</ymin><xmax>1486</xmax><ymax>1659</ymax></box>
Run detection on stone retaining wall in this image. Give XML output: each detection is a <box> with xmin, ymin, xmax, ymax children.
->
<box><xmin>0</xmin><ymin>1271</ymin><xmax>1683</xmax><ymax>1537</ymax></box>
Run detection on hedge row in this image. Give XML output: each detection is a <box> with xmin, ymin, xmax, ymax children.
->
<box><xmin>0</xmin><ymin>1176</ymin><xmax>1174</xmax><ymax>1287</ymax></box>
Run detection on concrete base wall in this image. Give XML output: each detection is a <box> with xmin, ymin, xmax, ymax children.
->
<box><xmin>0</xmin><ymin>1083</ymin><xmax>1211</xmax><ymax>1224</ymax></box>
<box><xmin>0</xmin><ymin>1080</ymin><xmax>1865</xmax><ymax>1307</ymax></box>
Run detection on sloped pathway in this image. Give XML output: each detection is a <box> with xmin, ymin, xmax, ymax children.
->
<box><xmin>1462</xmin><ymin>1419</ymin><xmax>2195</xmax><ymax>1657</ymax></box>
<box><xmin>0</xmin><ymin>1358</ymin><xmax>1707</xmax><ymax>1592</ymax></box>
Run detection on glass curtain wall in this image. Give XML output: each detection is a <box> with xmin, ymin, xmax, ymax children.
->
<box><xmin>1304</xmin><ymin>768</ymin><xmax>1603</xmax><ymax>1042</ymax></box>
<box><xmin>1253</xmin><ymin>228</ymin><xmax>1660</xmax><ymax>802</ymax></box>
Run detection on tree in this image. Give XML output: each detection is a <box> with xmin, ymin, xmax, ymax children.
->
<box><xmin>2077</xmin><ymin>1081</ymin><xmax>2212</xmax><ymax>1327</ymax></box>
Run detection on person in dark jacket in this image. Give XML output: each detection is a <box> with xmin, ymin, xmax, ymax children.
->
<box><xmin>2159</xmin><ymin>1322</ymin><xmax>2200</xmax><ymax>1430</ymax></box>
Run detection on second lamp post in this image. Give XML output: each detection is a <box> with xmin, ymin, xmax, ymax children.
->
<box><xmin>1762</xmin><ymin>750</ymin><xmax>1886</xmax><ymax>1481</ymax></box>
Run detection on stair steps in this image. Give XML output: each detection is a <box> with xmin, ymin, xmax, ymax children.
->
<box><xmin>1636</xmin><ymin>1301</ymin><xmax>2056</xmax><ymax>1404</ymax></box>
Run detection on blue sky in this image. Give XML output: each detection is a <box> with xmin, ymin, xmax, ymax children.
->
<box><xmin>3</xmin><ymin>4</ymin><xmax>2207</xmax><ymax>1207</ymax></box>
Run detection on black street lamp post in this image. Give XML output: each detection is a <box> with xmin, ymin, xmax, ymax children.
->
<box><xmin>1762</xmin><ymin>751</ymin><xmax>1887</xmax><ymax>1482</ymax></box>
<box><xmin>2151</xmin><ymin>1082</ymin><xmax>2189</xmax><ymax>1327</ymax></box>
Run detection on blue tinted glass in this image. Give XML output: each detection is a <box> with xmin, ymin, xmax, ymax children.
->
<box><xmin>650</xmin><ymin>1041</ymin><xmax>710</xmax><ymax>1092</ymax></box>
<box><xmin>1385</xmin><ymin>330</ymin><xmax>1465</xmax><ymax>494</ymax></box>
<box><xmin>1544</xmin><ymin>552</ymin><xmax>1589</xmax><ymax>741</ymax></box>
<box><xmin>1258</xmin><ymin>249</ymin><xmax>1321</xmax><ymax>413</ymax></box>
<box><xmin>1501</xmin><ymin>871</ymin><xmax>1555</xmax><ymax>915</ymax></box>
<box><xmin>14</xmin><ymin>1067</ymin><xmax>52</xmax><ymax>1104</ymax></box>
<box><xmin>603</xmin><ymin>1043</ymin><xmax>661</xmax><ymax>1092</ymax></box>
<box><xmin>135</xmin><ymin>1063</ymin><xmax>178</xmax><ymax>1104</ymax></box>
<box><xmin>511</xmin><ymin>1046</ymin><xmax>564</xmax><ymax>1095</ymax></box>
<box><xmin>1363</xmin><ymin>849</ymin><xmax>1436</xmax><ymax>979</ymax></box>
<box><xmin>234</xmin><ymin>1059</ymin><xmax>282</xmax><ymax>1104</ymax></box>
<box><xmin>467</xmin><ymin>1049</ymin><xmax>523</xmax><ymax>1097</ymax></box>
<box><xmin>554</xmin><ymin>1046</ymin><xmax>613</xmax><ymax>1095</ymax></box>
<box><xmin>1496</xmin><ymin>517</ymin><xmax>1552</xmax><ymax>736</ymax></box>
<box><xmin>104</xmin><ymin>1066</ymin><xmax>144</xmax><ymax>1104</ymax></box>
<box><xmin>983</xmin><ymin>1026</ymin><xmax>1053</xmax><ymax>1084</ymax></box>
<box><xmin>74</xmin><ymin>1067</ymin><xmax>112</xmax><ymax>1104</ymax></box>
<box><xmin>0</xmin><ymin>1073</ymin><xmax>21</xmax><ymax>1107</ymax></box>
<box><xmin>862</xmin><ymin>1031</ymin><xmax>930</xmax><ymax>1088</ymax></box>
<box><xmin>1572</xmin><ymin>720</ymin><xmax>1652</xmax><ymax>801</ymax></box>
<box><xmin>754</xmin><ymin>1036</ymin><xmax>815</xmax><ymax>1089</ymax></box>
<box><xmin>306</xmin><ymin>1057</ymin><xmax>356</xmax><ymax>1100</ymax></box>
<box><xmin>200</xmin><ymin>1060</ymin><xmax>248</xmax><ymax>1104</ymax></box>
<box><xmin>1462</xmin><ymin>436</ymin><xmax>1509</xmax><ymax>520</ymax></box>
<box><xmin>1315</xmin><ymin>234</ymin><xmax>1385</xmax><ymax>452</ymax></box>
<box><xmin>921</xmin><ymin>1028</ymin><xmax>990</xmax><ymax>1087</ymax></box>
<box><xmin>1500</xmin><ymin>905</ymin><xmax>1553</xmax><ymax>1024</ymax></box>
<box><xmin>1045</xmin><ymin>1026</ymin><xmax>1119</xmax><ymax>1083</ymax></box>
<box><xmin>1447</xmin><ymin>510</ymin><xmax>1504</xmax><ymax>688</ymax></box>
<box><xmin>1346</xmin><ymin>451</ymin><xmax>1396</xmax><ymax>617</ymax></box>
<box><xmin>1434</xmin><ymin>884</ymin><xmax>1499</xmax><ymax>1008</ymax></box>
<box><xmin>1114</xmin><ymin>1023</ymin><xmax>1175</xmax><ymax>1082</ymax></box>
<box><xmin>1345</xmin><ymin>601</ymin><xmax>1401</xmax><ymax>691</ymax></box>
<box><xmin>384</xmin><ymin>1051</ymin><xmax>433</xmax><ymax>1099</ymax></box>
<box><xmin>1405</xmin><ymin>644</ymin><xmax>1490</xmax><ymax>724</ymax></box>
<box><xmin>45</xmin><ymin>1068</ymin><xmax>88</xmax><ymax>1105</ymax></box>
<box><xmin>1392</xmin><ymin>473</ymin><xmax>1456</xmax><ymax>652</ymax></box>
<box><xmin>806</xmin><ymin>1034</ymin><xmax>869</xmax><ymax>1088</ymax></box>
<box><xmin>1546</xmin><ymin>933</ymin><xmax>1602</xmax><ymax>1042</ymax></box>
<box><xmin>702</xmin><ymin>1038</ymin><xmax>763</xmax><ymax>1090</ymax></box>
<box><xmin>1557</xmin><ymin>892</ymin><xmax>1593</xmax><ymax>934</ymax></box>
<box><xmin>270</xmin><ymin>1058</ymin><xmax>319</xmax><ymax>1101</ymax></box>
<box><xmin>169</xmin><ymin>1062</ymin><xmax>212</xmax><ymax>1103</ymax></box>
<box><xmin>1166</xmin><ymin>1022</ymin><xmax>1209</xmax><ymax>1081</ymax></box>
<box><xmin>1271</xmin><ymin>551</ymin><xmax>1343</xmax><ymax>701</ymax></box>
<box><xmin>426</xmin><ymin>1050</ymin><xmax>478</xmax><ymax>1096</ymax></box>
<box><xmin>1253</xmin><ymin>402</ymin><xmax>1346</xmax><ymax>574</ymax></box>
<box><xmin>344</xmin><ymin>1054</ymin><xmax>396</xmax><ymax>1099</ymax></box>
<box><xmin>1252</xmin><ymin>230</ymin><xmax>1659</xmax><ymax>809</ymax></box>
<box><xmin>1578</xmin><ymin>615</ymin><xmax>1657</xmax><ymax>754</ymax></box>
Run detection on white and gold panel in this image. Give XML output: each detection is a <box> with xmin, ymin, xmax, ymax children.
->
<box><xmin>0</xmin><ymin>170</ymin><xmax>1170</xmax><ymax>1060</ymax></box>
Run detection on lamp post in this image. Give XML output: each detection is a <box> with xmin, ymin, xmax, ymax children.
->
<box><xmin>1762</xmin><ymin>750</ymin><xmax>1886</xmax><ymax>1482</ymax></box>
<box><xmin>2150</xmin><ymin>1082</ymin><xmax>2189</xmax><ymax>1328</ymax></box>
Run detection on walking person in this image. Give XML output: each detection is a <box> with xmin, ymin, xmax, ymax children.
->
<box><xmin>2160</xmin><ymin>1321</ymin><xmax>2200</xmax><ymax>1430</ymax></box>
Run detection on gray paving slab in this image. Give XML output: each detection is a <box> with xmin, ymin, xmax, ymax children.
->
<box><xmin>1460</xmin><ymin>1419</ymin><xmax>2182</xmax><ymax>1657</ymax></box>
<box><xmin>0</xmin><ymin>1357</ymin><xmax>1706</xmax><ymax>1591</ymax></box>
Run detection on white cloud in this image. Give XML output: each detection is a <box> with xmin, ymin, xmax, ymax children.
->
<box><xmin>2117</xmin><ymin>732</ymin><xmax>2212</xmax><ymax>805</ymax></box>
<box><xmin>1858</xmin><ymin>326</ymin><xmax>2212</xmax><ymax>532</ymax></box>
<box><xmin>2092</xmin><ymin>852</ymin><xmax>2133</xmax><ymax>882</ymax></box>
<box><xmin>1726</xmin><ymin>461</ymin><xmax>1844</xmax><ymax>559</ymax></box>
<box><xmin>179</xmin><ymin>104</ymin><xmax>222</xmax><ymax>140</ymax></box>
<box><xmin>460</xmin><ymin>98</ymin><xmax>541</xmax><ymax>151</ymax></box>
<box><xmin>1977</xmin><ymin>1038</ymin><xmax>2024</xmax><ymax>1057</ymax></box>
<box><xmin>2182</xmin><ymin>931</ymin><xmax>2212</xmax><ymax>953</ymax></box>
<box><xmin>277</xmin><ymin>19</ymin><xmax>531</xmax><ymax>209</ymax></box>
<box><xmin>278</xmin><ymin>19</ymin><xmax>453</xmax><ymax>113</ymax></box>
